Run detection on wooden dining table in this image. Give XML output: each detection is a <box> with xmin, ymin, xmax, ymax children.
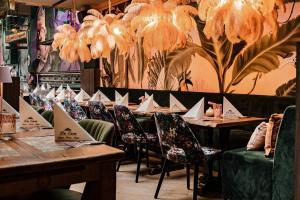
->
<box><xmin>184</xmin><ymin>116</ymin><xmax>267</xmax><ymax>150</ymax></box>
<box><xmin>0</xmin><ymin>128</ymin><xmax>124</xmax><ymax>200</ymax></box>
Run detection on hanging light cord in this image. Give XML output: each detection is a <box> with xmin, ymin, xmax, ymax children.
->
<box><xmin>109</xmin><ymin>0</ymin><xmax>112</xmax><ymax>14</ymax></box>
<box><xmin>280</xmin><ymin>0</ymin><xmax>296</xmax><ymax>24</ymax></box>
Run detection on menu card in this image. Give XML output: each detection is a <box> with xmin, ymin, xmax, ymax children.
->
<box><xmin>170</xmin><ymin>94</ymin><xmax>187</xmax><ymax>112</ymax></box>
<box><xmin>183</xmin><ymin>98</ymin><xmax>204</xmax><ymax>120</ymax></box>
<box><xmin>115</xmin><ymin>91</ymin><xmax>129</xmax><ymax>107</ymax></box>
<box><xmin>2</xmin><ymin>99</ymin><xmax>20</xmax><ymax>118</ymax></box>
<box><xmin>136</xmin><ymin>94</ymin><xmax>154</xmax><ymax>113</ymax></box>
<box><xmin>223</xmin><ymin>97</ymin><xmax>243</xmax><ymax>119</ymax></box>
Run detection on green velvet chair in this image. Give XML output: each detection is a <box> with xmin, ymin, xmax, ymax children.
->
<box><xmin>41</xmin><ymin>110</ymin><xmax>54</xmax><ymax>125</ymax></box>
<box><xmin>78</xmin><ymin>119</ymin><xmax>115</xmax><ymax>146</ymax></box>
<box><xmin>221</xmin><ymin>105</ymin><xmax>295</xmax><ymax>200</ymax></box>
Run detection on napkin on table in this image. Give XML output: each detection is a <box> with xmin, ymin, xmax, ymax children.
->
<box><xmin>183</xmin><ymin>98</ymin><xmax>205</xmax><ymax>120</ymax></box>
<box><xmin>53</xmin><ymin>104</ymin><xmax>96</xmax><ymax>142</ymax></box>
<box><xmin>169</xmin><ymin>94</ymin><xmax>187</xmax><ymax>112</ymax></box>
<box><xmin>136</xmin><ymin>94</ymin><xmax>154</xmax><ymax>113</ymax></box>
<box><xmin>19</xmin><ymin>97</ymin><xmax>52</xmax><ymax>129</ymax></box>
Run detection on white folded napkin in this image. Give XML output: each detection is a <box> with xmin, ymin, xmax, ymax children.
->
<box><xmin>66</xmin><ymin>85</ymin><xmax>76</xmax><ymax>99</ymax></box>
<box><xmin>223</xmin><ymin>97</ymin><xmax>243</xmax><ymax>119</ymax></box>
<box><xmin>56</xmin><ymin>84</ymin><xmax>63</xmax><ymax>94</ymax></box>
<box><xmin>53</xmin><ymin>104</ymin><xmax>96</xmax><ymax>142</ymax></box>
<box><xmin>46</xmin><ymin>83</ymin><xmax>51</xmax><ymax>90</ymax></box>
<box><xmin>90</xmin><ymin>90</ymin><xmax>111</xmax><ymax>102</ymax></box>
<box><xmin>169</xmin><ymin>94</ymin><xmax>187</xmax><ymax>111</ymax></box>
<box><xmin>21</xmin><ymin>83</ymin><xmax>29</xmax><ymax>92</ymax></box>
<box><xmin>145</xmin><ymin>92</ymin><xmax>160</xmax><ymax>108</ymax></box>
<box><xmin>2</xmin><ymin>99</ymin><xmax>20</xmax><ymax>118</ymax></box>
<box><xmin>46</xmin><ymin>88</ymin><xmax>56</xmax><ymax>99</ymax></box>
<box><xmin>136</xmin><ymin>94</ymin><xmax>154</xmax><ymax>113</ymax></box>
<box><xmin>41</xmin><ymin>83</ymin><xmax>47</xmax><ymax>91</ymax></box>
<box><xmin>19</xmin><ymin>97</ymin><xmax>52</xmax><ymax>128</ymax></box>
<box><xmin>74</xmin><ymin>89</ymin><xmax>91</xmax><ymax>102</ymax></box>
<box><xmin>56</xmin><ymin>89</ymin><xmax>66</xmax><ymax>101</ymax></box>
<box><xmin>183</xmin><ymin>98</ymin><xmax>205</xmax><ymax>120</ymax></box>
<box><xmin>32</xmin><ymin>85</ymin><xmax>40</xmax><ymax>94</ymax></box>
<box><xmin>115</xmin><ymin>91</ymin><xmax>128</xmax><ymax>107</ymax></box>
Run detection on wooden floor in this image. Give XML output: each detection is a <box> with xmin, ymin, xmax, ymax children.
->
<box><xmin>70</xmin><ymin>162</ymin><xmax>223</xmax><ymax>200</ymax></box>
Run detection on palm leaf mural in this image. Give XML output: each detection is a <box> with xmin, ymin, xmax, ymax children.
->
<box><xmin>227</xmin><ymin>16</ymin><xmax>300</xmax><ymax>92</ymax></box>
<box><xmin>148</xmin><ymin>43</ymin><xmax>210</xmax><ymax>91</ymax></box>
<box><xmin>194</xmin><ymin>14</ymin><xmax>300</xmax><ymax>94</ymax></box>
<box><xmin>276</xmin><ymin>78</ymin><xmax>296</xmax><ymax>96</ymax></box>
<box><xmin>195</xmin><ymin>17</ymin><xmax>246</xmax><ymax>92</ymax></box>
<box><xmin>148</xmin><ymin>51</ymin><xmax>166</xmax><ymax>89</ymax></box>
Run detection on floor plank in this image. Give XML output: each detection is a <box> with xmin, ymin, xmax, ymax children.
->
<box><xmin>70</xmin><ymin>162</ymin><xmax>222</xmax><ymax>200</ymax></box>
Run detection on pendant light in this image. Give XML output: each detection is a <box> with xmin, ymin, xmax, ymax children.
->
<box><xmin>198</xmin><ymin>0</ymin><xmax>286</xmax><ymax>44</ymax></box>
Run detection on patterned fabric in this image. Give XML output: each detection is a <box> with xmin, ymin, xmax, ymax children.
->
<box><xmin>43</xmin><ymin>98</ymin><xmax>58</xmax><ymax>111</ymax></box>
<box><xmin>265</xmin><ymin>113</ymin><xmax>283</xmax><ymax>157</ymax></box>
<box><xmin>88</xmin><ymin>101</ymin><xmax>115</xmax><ymax>124</ymax></box>
<box><xmin>121</xmin><ymin>132</ymin><xmax>157</xmax><ymax>144</ymax></box>
<box><xmin>154</xmin><ymin>113</ymin><xmax>205</xmax><ymax>164</ymax></box>
<box><xmin>63</xmin><ymin>99</ymin><xmax>87</xmax><ymax>121</ymax></box>
<box><xmin>29</xmin><ymin>94</ymin><xmax>41</xmax><ymax>106</ymax></box>
<box><xmin>114</xmin><ymin>105</ymin><xmax>158</xmax><ymax>144</ymax></box>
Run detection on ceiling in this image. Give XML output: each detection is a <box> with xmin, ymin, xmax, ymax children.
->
<box><xmin>15</xmin><ymin>0</ymin><xmax>109</xmax><ymax>10</ymax></box>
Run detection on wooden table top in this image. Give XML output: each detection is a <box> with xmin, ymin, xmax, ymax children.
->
<box><xmin>0</xmin><ymin>128</ymin><xmax>124</xmax><ymax>174</ymax></box>
<box><xmin>185</xmin><ymin>116</ymin><xmax>267</xmax><ymax>128</ymax></box>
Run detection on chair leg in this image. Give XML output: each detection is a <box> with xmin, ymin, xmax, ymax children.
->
<box><xmin>116</xmin><ymin>144</ymin><xmax>128</xmax><ymax>172</ymax></box>
<box><xmin>154</xmin><ymin>158</ymin><xmax>168</xmax><ymax>199</ymax></box>
<box><xmin>136</xmin><ymin>143</ymin><xmax>143</xmax><ymax>183</ymax></box>
<box><xmin>146</xmin><ymin>144</ymin><xmax>150</xmax><ymax>168</ymax></box>
<box><xmin>116</xmin><ymin>160</ymin><xmax>122</xmax><ymax>172</ymax></box>
<box><xmin>193</xmin><ymin>160</ymin><xmax>200</xmax><ymax>200</ymax></box>
<box><xmin>186</xmin><ymin>164</ymin><xmax>190</xmax><ymax>190</ymax></box>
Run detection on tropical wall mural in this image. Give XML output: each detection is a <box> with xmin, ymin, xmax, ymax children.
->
<box><xmin>98</xmin><ymin>2</ymin><xmax>299</xmax><ymax>97</ymax></box>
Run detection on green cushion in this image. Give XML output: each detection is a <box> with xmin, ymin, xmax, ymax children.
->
<box><xmin>41</xmin><ymin>110</ymin><xmax>54</xmax><ymax>126</ymax></box>
<box><xmin>222</xmin><ymin>148</ymin><xmax>274</xmax><ymax>200</ymax></box>
<box><xmin>272</xmin><ymin>106</ymin><xmax>295</xmax><ymax>200</ymax></box>
<box><xmin>79</xmin><ymin>119</ymin><xmax>115</xmax><ymax>146</ymax></box>
<box><xmin>32</xmin><ymin>105</ymin><xmax>44</xmax><ymax>114</ymax></box>
<box><xmin>136</xmin><ymin>116</ymin><xmax>155</xmax><ymax>133</ymax></box>
<box><xmin>30</xmin><ymin>189</ymin><xmax>81</xmax><ymax>200</ymax></box>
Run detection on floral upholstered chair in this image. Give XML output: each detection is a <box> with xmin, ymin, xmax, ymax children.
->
<box><xmin>88</xmin><ymin>101</ymin><xmax>115</xmax><ymax>124</ymax></box>
<box><xmin>63</xmin><ymin>99</ymin><xmax>87</xmax><ymax>121</ymax></box>
<box><xmin>154</xmin><ymin>112</ymin><xmax>222</xmax><ymax>200</ymax></box>
<box><xmin>114</xmin><ymin>105</ymin><xmax>158</xmax><ymax>183</ymax></box>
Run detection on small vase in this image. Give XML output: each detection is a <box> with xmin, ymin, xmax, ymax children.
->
<box><xmin>205</xmin><ymin>107</ymin><xmax>214</xmax><ymax>117</ymax></box>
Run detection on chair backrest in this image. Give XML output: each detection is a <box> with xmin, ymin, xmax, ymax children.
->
<box><xmin>272</xmin><ymin>105</ymin><xmax>296</xmax><ymax>200</ymax></box>
<box><xmin>78</xmin><ymin>119</ymin><xmax>115</xmax><ymax>146</ymax></box>
<box><xmin>29</xmin><ymin>94</ymin><xmax>42</xmax><ymax>106</ymax></box>
<box><xmin>88</xmin><ymin>101</ymin><xmax>115</xmax><ymax>124</ymax></box>
<box><xmin>41</xmin><ymin>110</ymin><xmax>54</xmax><ymax>126</ymax></box>
<box><xmin>63</xmin><ymin>99</ymin><xmax>87</xmax><ymax>121</ymax></box>
<box><xmin>154</xmin><ymin>112</ymin><xmax>202</xmax><ymax>159</ymax></box>
<box><xmin>113</xmin><ymin>105</ymin><xmax>145</xmax><ymax>138</ymax></box>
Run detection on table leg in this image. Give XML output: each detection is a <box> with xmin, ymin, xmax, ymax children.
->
<box><xmin>82</xmin><ymin>162</ymin><xmax>117</xmax><ymax>200</ymax></box>
<box><xmin>219</xmin><ymin>127</ymin><xmax>231</xmax><ymax>150</ymax></box>
<box><xmin>206</xmin><ymin>128</ymin><xmax>214</xmax><ymax>147</ymax></box>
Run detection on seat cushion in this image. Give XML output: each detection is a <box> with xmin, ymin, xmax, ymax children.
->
<box><xmin>30</xmin><ymin>189</ymin><xmax>81</xmax><ymax>200</ymax></box>
<box><xmin>121</xmin><ymin>132</ymin><xmax>157</xmax><ymax>144</ymax></box>
<box><xmin>79</xmin><ymin>119</ymin><xmax>115</xmax><ymax>145</ymax></box>
<box><xmin>222</xmin><ymin>148</ymin><xmax>274</xmax><ymax>200</ymax></box>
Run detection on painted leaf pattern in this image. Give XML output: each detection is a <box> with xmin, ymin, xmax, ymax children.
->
<box><xmin>230</xmin><ymin>16</ymin><xmax>300</xmax><ymax>87</ymax></box>
<box><xmin>276</xmin><ymin>78</ymin><xmax>296</xmax><ymax>97</ymax></box>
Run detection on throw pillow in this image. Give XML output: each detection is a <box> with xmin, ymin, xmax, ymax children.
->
<box><xmin>265</xmin><ymin>113</ymin><xmax>284</xmax><ymax>157</ymax></box>
<box><xmin>247</xmin><ymin>122</ymin><xmax>268</xmax><ymax>150</ymax></box>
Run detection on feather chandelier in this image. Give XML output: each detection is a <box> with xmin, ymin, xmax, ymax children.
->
<box><xmin>125</xmin><ymin>0</ymin><xmax>198</xmax><ymax>56</ymax></box>
<box><xmin>79</xmin><ymin>9</ymin><xmax>135</xmax><ymax>59</ymax></box>
<box><xmin>52</xmin><ymin>0</ymin><xmax>91</xmax><ymax>63</ymax></box>
<box><xmin>198</xmin><ymin>0</ymin><xmax>286</xmax><ymax>44</ymax></box>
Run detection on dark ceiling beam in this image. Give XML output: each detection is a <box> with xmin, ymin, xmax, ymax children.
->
<box><xmin>52</xmin><ymin>0</ymin><xmax>67</xmax><ymax>7</ymax></box>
